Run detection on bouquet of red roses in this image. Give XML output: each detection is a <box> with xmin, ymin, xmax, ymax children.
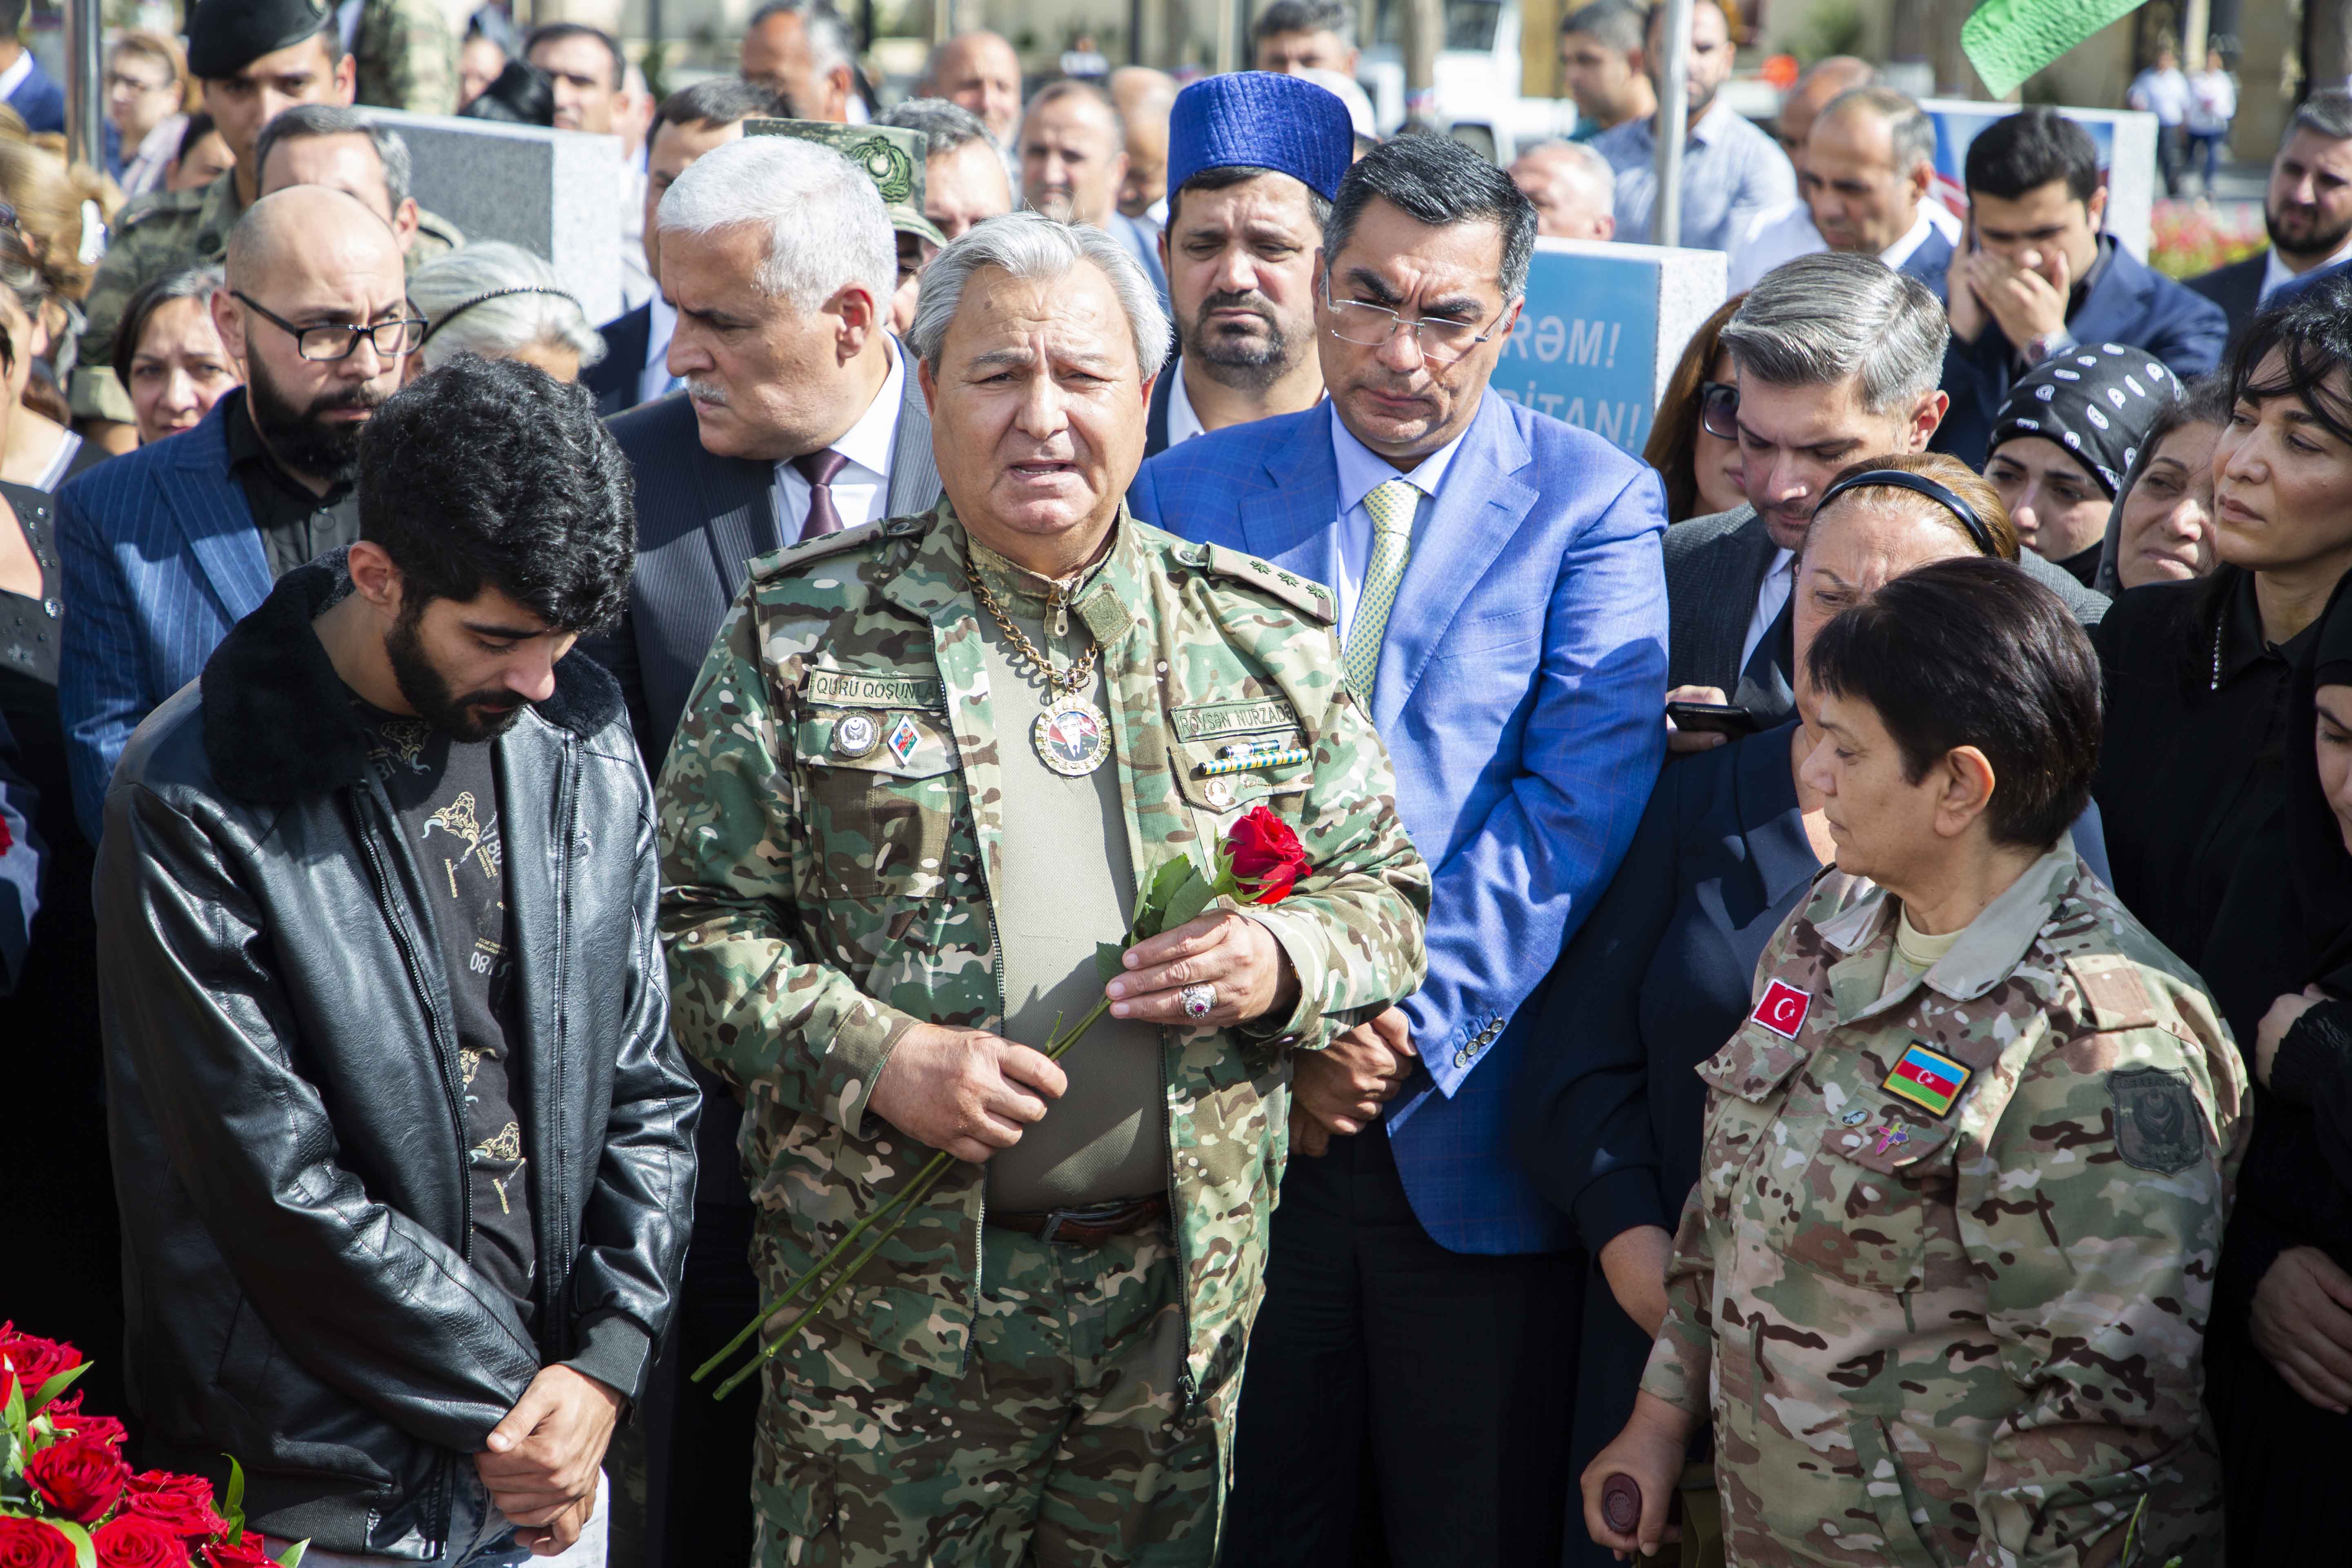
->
<box><xmin>0</xmin><ymin>1323</ymin><xmax>304</xmax><ymax>1568</ymax></box>
<box><xmin>694</xmin><ymin>805</ymin><xmax>1314</xmax><ymax>1399</ymax></box>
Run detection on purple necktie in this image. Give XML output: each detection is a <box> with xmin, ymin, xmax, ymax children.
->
<box><xmin>794</xmin><ymin>448</ymin><xmax>850</xmax><ymax>540</ymax></box>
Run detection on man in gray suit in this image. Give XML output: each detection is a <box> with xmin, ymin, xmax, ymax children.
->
<box><xmin>1664</xmin><ymin>252</ymin><xmax>2105</xmax><ymax>753</ymax></box>
<box><xmin>595</xmin><ymin>130</ymin><xmax>944</xmax><ymax>779</ymax></box>
<box><xmin>585</xmin><ymin>129</ymin><xmax>942</xmax><ymax>1568</ymax></box>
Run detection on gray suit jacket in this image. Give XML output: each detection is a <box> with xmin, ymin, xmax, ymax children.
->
<box><xmin>590</xmin><ymin>358</ymin><xmax>943</xmax><ymax>781</ymax></box>
<box><xmin>1664</xmin><ymin>501</ymin><xmax>2111</xmax><ymax>723</ymax></box>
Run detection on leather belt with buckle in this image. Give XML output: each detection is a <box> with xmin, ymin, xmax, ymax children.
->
<box><xmin>989</xmin><ymin>1193</ymin><xmax>1169</xmax><ymax>1246</ymax></box>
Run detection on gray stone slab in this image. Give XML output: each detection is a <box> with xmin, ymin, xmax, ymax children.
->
<box><xmin>368</xmin><ymin>110</ymin><xmax>625</xmax><ymax>324</ymax></box>
<box><xmin>1493</xmin><ymin>237</ymin><xmax>1728</xmax><ymax>454</ymax></box>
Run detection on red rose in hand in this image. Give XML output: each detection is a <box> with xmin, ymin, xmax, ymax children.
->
<box><xmin>28</xmin><ymin>1431</ymin><xmax>134</xmax><ymax>1521</ymax></box>
<box><xmin>1225</xmin><ymin>805</ymin><xmax>1307</xmax><ymax>905</ymax></box>
<box><xmin>203</xmin><ymin>1538</ymin><xmax>279</xmax><ymax>1568</ymax></box>
<box><xmin>0</xmin><ymin>1517</ymin><xmax>78</xmax><ymax>1568</ymax></box>
<box><xmin>121</xmin><ymin>1470</ymin><xmax>227</xmax><ymax>1537</ymax></box>
<box><xmin>0</xmin><ymin>1323</ymin><xmax>82</xmax><ymax>1403</ymax></box>
<box><xmin>94</xmin><ymin>1516</ymin><xmax>190</xmax><ymax>1568</ymax></box>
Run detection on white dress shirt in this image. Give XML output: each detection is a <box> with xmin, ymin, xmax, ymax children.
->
<box><xmin>1738</xmin><ymin>546</ymin><xmax>1797</xmax><ymax>674</ymax></box>
<box><xmin>2262</xmin><ymin>232</ymin><xmax>2352</xmax><ymax>305</ymax></box>
<box><xmin>0</xmin><ymin>48</ymin><xmax>32</xmax><ymax>105</ymax></box>
<box><xmin>1166</xmin><ymin>359</ymin><xmax>1207</xmax><ymax>448</ymax></box>
<box><xmin>1726</xmin><ymin>200</ymin><xmax>1961</xmax><ymax>294</ymax></box>
<box><xmin>771</xmin><ymin>339</ymin><xmax>903</xmax><ymax>543</ymax></box>
<box><xmin>638</xmin><ymin>294</ymin><xmax>677</xmax><ymax>408</ymax></box>
<box><xmin>1329</xmin><ymin>413</ymin><xmax>1466</xmax><ymax>644</ymax></box>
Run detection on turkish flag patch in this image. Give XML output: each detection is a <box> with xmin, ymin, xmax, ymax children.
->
<box><xmin>1751</xmin><ymin>978</ymin><xmax>1812</xmax><ymax>1039</ymax></box>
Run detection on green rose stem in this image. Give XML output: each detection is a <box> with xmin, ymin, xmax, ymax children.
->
<box><xmin>699</xmin><ymin>994</ymin><xmax>1115</xmax><ymax>1400</ymax></box>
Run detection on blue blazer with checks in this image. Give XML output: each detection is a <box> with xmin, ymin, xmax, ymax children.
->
<box><xmin>1131</xmin><ymin>394</ymin><xmax>1670</xmax><ymax>1254</ymax></box>
<box><xmin>58</xmin><ymin>405</ymin><xmax>270</xmax><ymax>842</ymax></box>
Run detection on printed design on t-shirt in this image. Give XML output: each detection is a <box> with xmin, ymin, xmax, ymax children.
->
<box><xmin>474</xmin><ymin>1120</ymin><xmax>526</xmax><ymax>1214</ymax></box>
<box><xmin>364</xmin><ymin>717</ymin><xmax>434</xmax><ymax>772</ymax></box>
<box><xmin>424</xmin><ymin>791</ymin><xmax>504</xmax><ymax>898</ymax></box>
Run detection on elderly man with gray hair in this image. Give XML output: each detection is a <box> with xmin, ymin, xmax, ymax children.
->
<box><xmin>1663</xmin><ymin>251</ymin><xmax>2107</xmax><ymax>752</ymax></box>
<box><xmin>408</xmin><ymin>241</ymin><xmax>606</xmax><ymax>381</ymax></box>
<box><xmin>654</xmin><ymin>207</ymin><xmax>1430</xmax><ymax>1567</ymax></box>
<box><xmin>1727</xmin><ymin>84</ymin><xmax>1961</xmax><ymax>295</ymax></box>
<box><xmin>1510</xmin><ymin>137</ymin><xmax>1617</xmax><ymax>239</ymax></box>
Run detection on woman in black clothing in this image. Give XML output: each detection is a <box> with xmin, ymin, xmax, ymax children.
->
<box><xmin>1982</xmin><ymin>340</ymin><xmax>2180</xmax><ymax>589</ymax></box>
<box><xmin>2093</xmin><ymin>272</ymin><xmax>2352</xmax><ymax>985</ymax></box>
<box><xmin>1515</xmin><ymin>453</ymin><xmax>2026</xmax><ymax>1562</ymax></box>
<box><xmin>2202</xmin><ymin>577</ymin><xmax>2352</xmax><ymax>1561</ymax></box>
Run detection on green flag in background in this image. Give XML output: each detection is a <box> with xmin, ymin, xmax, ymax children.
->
<box><xmin>1962</xmin><ymin>0</ymin><xmax>2152</xmax><ymax>98</ymax></box>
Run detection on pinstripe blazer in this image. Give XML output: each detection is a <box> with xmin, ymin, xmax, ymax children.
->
<box><xmin>591</xmin><ymin>353</ymin><xmax>943</xmax><ymax>782</ymax></box>
<box><xmin>57</xmin><ymin>403</ymin><xmax>269</xmax><ymax>843</ymax></box>
<box><xmin>1131</xmin><ymin>396</ymin><xmax>1670</xmax><ymax>1254</ymax></box>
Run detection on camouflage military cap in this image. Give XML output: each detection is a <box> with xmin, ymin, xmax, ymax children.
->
<box><xmin>746</xmin><ymin>118</ymin><xmax>949</xmax><ymax>249</ymax></box>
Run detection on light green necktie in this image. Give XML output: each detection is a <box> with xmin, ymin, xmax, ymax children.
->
<box><xmin>1343</xmin><ymin>477</ymin><xmax>1417</xmax><ymax>704</ymax></box>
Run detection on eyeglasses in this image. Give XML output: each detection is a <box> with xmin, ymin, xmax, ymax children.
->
<box><xmin>1323</xmin><ymin>282</ymin><xmax>1510</xmax><ymax>365</ymax></box>
<box><xmin>1699</xmin><ymin>379</ymin><xmax>1739</xmax><ymax>441</ymax></box>
<box><xmin>106</xmin><ymin>71</ymin><xmax>174</xmax><ymax>96</ymax></box>
<box><xmin>231</xmin><ymin>292</ymin><xmax>427</xmax><ymax>362</ymax></box>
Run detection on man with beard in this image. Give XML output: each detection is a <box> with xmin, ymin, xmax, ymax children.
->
<box><xmin>94</xmin><ymin>351</ymin><xmax>697</xmax><ymax>1567</ymax></box>
<box><xmin>58</xmin><ymin>184</ymin><xmax>413</xmax><ymax>840</ymax></box>
<box><xmin>2188</xmin><ymin>89</ymin><xmax>2352</xmax><ymax>324</ymax></box>
<box><xmin>1592</xmin><ymin>0</ymin><xmax>1793</xmax><ymax>250</ymax></box>
<box><xmin>1141</xmin><ymin>71</ymin><xmax>1352</xmax><ymax>459</ymax></box>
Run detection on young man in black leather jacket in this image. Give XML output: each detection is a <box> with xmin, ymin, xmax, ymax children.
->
<box><xmin>95</xmin><ymin>349</ymin><xmax>699</xmax><ymax>1565</ymax></box>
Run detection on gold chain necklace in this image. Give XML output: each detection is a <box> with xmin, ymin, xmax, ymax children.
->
<box><xmin>967</xmin><ymin>565</ymin><xmax>1100</xmax><ymax>699</ymax></box>
<box><xmin>966</xmin><ymin>557</ymin><xmax>1116</xmax><ymax>777</ymax></box>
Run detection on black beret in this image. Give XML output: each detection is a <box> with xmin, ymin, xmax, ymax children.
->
<box><xmin>186</xmin><ymin>0</ymin><xmax>334</xmax><ymax>80</ymax></box>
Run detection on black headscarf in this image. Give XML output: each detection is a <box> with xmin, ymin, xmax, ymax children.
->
<box><xmin>1987</xmin><ymin>341</ymin><xmax>2179</xmax><ymax>499</ymax></box>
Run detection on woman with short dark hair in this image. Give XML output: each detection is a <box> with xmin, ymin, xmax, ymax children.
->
<box><xmin>1579</xmin><ymin>558</ymin><xmax>2246</xmax><ymax>1568</ymax></box>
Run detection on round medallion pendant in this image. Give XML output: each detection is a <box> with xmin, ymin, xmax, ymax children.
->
<box><xmin>1034</xmin><ymin>697</ymin><xmax>1113</xmax><ymax>776</ymax></box>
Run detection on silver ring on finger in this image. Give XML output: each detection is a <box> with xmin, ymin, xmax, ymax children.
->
<box><xmin>1180</xmin><ymin>982</ymin><xmax>1216</xmax><ymax>1021</ymax></box>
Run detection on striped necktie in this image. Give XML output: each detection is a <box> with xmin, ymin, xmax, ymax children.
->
<box><xmin>1343</xmin><ymin>477</ymin><xmax>1417</xmax><ymax>705</ymax></box>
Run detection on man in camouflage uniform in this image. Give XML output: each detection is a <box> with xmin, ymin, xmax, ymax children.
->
<box><xmin>72</xmin><ymin>0</ymin><xmax>458</xmax><ymax>436</ymax></box>
<box><xmin>1584</xmin><ymin>559</ymin><xmax>2248</xmax><ymax>1568</ymax></box>
<box><xmin>657</xmin><ymin>209</ymin><xmax>1430</xmax><ymax>1567</ymax></box>
<box><xmin>349</xmin><ymin>0</ymin><xmax>458</xmax><ymax>114</ymax></box>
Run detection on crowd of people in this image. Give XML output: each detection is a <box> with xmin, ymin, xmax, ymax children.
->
<box><xmin>4</xmin><ymin>0</ymin><xmax>2351</xmax><ymax>1566</ymax></box>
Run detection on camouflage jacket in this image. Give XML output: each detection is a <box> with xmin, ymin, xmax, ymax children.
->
<box><xmin>73</xmin><ymin>173</ymin><xmax>464</xmax><ymax>422</ymax></box>
<box><xmin>354</xmin><ymin>0</ymin><xmax>459</xmax><ymax>115</ymax></box>
<box><xmin>1642</xmin><ymin>846</ymin><xmax>2248</xmax><ymax>1568</ymax></box>
<box><xmin>657</xmin><ymin>499</ymin><xmax>1430</xmax><ymax>1410</ymax></box>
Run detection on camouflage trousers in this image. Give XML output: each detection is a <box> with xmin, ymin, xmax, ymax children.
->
<box><xmin>752</xmin><ymin>1223</ymin><xmax>1223</xmax><ymax>1567</ymax></box>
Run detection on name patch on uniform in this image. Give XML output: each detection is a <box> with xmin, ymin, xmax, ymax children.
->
<box><xmin>1752</xmin><ymin>979</ymin><xmax>1811</xmax><ymax>1039</ymax></box>
<box><xmin>1172</xmin><ymin>699</ymin><xmax>1301</xmax><ymax>743</ymax></box>
<box><xmin>805</xmin><ymin>670</ymin><xmax>944</xmax><ymax>710</ymax></box>
<box><xmin>1882</xmin><ymin>1043</ymin><xmax>1971</xmax><ymax>1118</ymax></box>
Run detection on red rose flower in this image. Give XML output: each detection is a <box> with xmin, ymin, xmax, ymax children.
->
<box><xmin>93</xmin><ymin>1516</ymin><xmax>189</xmax><ymax>1568</ymax></box>
<box><xmin>45</xmin><ymin>1395</ymin><xmax>128</xmax><ymax>1450</ymax></box>
<box><xmin>27</xmin><ymin>1432</ymin><xmax>134</xmax><ymax>1521</ymax></box>
<box><xmin>1224</xmin><ymin>805</ymin><xmax>1307</xmax><ymax>905</ymax></box>
<box><xmin>203</xmin><ymin>1538</ymin><xmax>279</xmax><ymax>1568</ymax></box>
<box><xmin>0</xmin><ymin>1517</ymin><xmax>78</xmax><ymax>1568</ymax></box>
<box><xmin>0</xmin><ymin>1324</ymin><xmax>82</xmax><ymax>1404</ymax></box>
<box><xmin>121</xmin><ymin>1471</ymin><xmax>227</xmax><ymax>1538</ymax></box>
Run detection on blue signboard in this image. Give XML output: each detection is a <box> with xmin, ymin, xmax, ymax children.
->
<box><xmin>1490</xmin><ymin>241</ymin><xmax>1722</xmax><ymax>455</ymax></box>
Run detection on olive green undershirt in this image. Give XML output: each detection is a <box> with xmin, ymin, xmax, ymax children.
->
<box><xmin>968</xmin><ymin>537</ymin><xmax>1169</xmax><ymax>1212</ymax></box>
<box><xmin>1882</xmin><ymin>906</ymin><xmax>1965</xmax><ymax>1000</ymax></box>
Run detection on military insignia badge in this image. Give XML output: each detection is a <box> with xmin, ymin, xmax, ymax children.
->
<box><xmin>885</xmin><ymin>713</ymin><xmax>921</xmax><ymax>767</ymax></box>
<box><xmin>1751</xmin><ymin>978</ymin><xmax>1811</xmax><ymax>1039</ymax></box>
<box><xmin>2109</xmin><ymin>1065</ymin><xmax>2205</xmax><ymax>1174</ymax></box>
<box><xmin>835</xmin><ymin>713</ymin><xmax>880</xmax><ymax>758</ymax></box>
<box><xmin>1034</xmin><ymin>696</ymin><xmax>1111</xmax><ymax>777</ymax></box>
<box><xmin>1882</xmin><ymin>1043</ymin><xmax>1971</xmax><ymax>1118</ymax></box>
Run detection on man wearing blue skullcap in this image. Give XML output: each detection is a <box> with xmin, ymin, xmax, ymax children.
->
<box><xmin>1144</xmin><ymin>70</ymin><xmax>1355</xmax><ymax>457</ymax></box>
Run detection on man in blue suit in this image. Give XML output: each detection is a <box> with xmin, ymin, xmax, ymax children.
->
<box><xmin>1131</xmin><ymin>134</ymin><xmax>1668</xmax><ymax>1566</ymax></box>
<box><xmin>58</xmin><ymin>185</ymin><xmax>416</xmax><ymax>841</ymax></box>
<box><xmin>1936</xmin><ymin>106</ymin><xmax>2227</xmax><ymax>468</ymax></box>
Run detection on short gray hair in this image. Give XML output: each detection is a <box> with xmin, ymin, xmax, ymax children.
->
<box><xmin>1559</xmin><ymin>0</ymin><xmax>1643</xmax><ymax>50</ymax></box>
<box><xmin>1818</xmin><ymin>85</ymin><xmax>1936</xmax><ymax>174</ymax></box>
<box><xmin>1719</xmin><ymin>251</ymin><xmax>1947</xmax><ymax>412</ymax></box>
<box><xmin>1512</xmin><ymin>137</ymin><xmax>1616</xmax><ymax>192</ymax></box>
<box><xmin>909</xmin><ymin>210</ymin><xmax>1169</xmax><ymax>381</ymax></box>
<box><xmin>746</xmin><ymin>0</ymin><xmax>852</xmax><ymax>73</ymax></box>
<box><xmin>254</xmin><ymin>104</ymin><xmax>410</xmax><ymax>210</ymax></box>
<box><xmin>410</xmin><ymin>241</ymin><xmax>604</xmax><ymax>372</ymax></box>
<box><xmin>657</xmin><ymin>133</ymin><xmax>895</xmax><ymax>312</ymax></box>
<box><xmin>879</xmin><ymin>96</ymin><xmax>995</xmax><ymax>158</ymax></box>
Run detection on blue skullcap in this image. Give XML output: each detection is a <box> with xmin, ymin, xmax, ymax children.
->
<box><xmin>1166</xmin><ymin>71</ymin><xmax>1356</xmax><ymax>205</ymax></box>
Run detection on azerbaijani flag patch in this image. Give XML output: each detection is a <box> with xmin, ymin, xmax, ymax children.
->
<box><xmin>1882</xmin><ymin>1043</ymin><xmax>1971</xmax><ymax>1118</ymax></box>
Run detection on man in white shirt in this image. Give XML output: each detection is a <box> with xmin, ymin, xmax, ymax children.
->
<box><xmin>2128</xmin><ymin>42</ymin><xmax>2194</xmax><ymax>197</ymax></box>
<box><xmin>2187</xmin><ymin>88</ymin><xmax>2352</xmax><ymax>325</ymax></box>
<box><xmin>1730</xmin><ymin>86</ymin><xmax>1960</xmax><ymax>297</ymax></box>
<box><xmin>1145</xmin><ymin>70</ymin><xmax>1354</xmax><ymax>457</ymax></box>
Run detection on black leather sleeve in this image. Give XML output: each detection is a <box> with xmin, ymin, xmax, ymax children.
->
<box><xmin>560</xmin><ymin>755</ymin><xmax>700</xmax><ymax>1403</ymax></box>
<box><xmin>101</xmin><ymin>779</ymin><xmax>541</xmax><ymax>1449</ymax></box>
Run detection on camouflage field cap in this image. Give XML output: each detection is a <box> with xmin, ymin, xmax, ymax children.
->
<box><xmin>746</xmin><ymin>119</ymin><xmax>949</xmax><ymax>249</ymax></box>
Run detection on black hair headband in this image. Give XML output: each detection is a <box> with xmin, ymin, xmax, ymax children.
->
<box><xmin>1813</xmin><ymin>469</ymin><xmax>1998</xmax><ymax>559</ymax></box>
<box><xmin>419</xmin><ymin>284</ymin><xmax>581</xmax><ymax>344</ymax></box>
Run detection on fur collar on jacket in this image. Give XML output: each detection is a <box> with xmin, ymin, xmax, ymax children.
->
<box><xmin>199</xmin><ymin>550</ymin><xmax>625</xmax><ymax>806</ymax></box>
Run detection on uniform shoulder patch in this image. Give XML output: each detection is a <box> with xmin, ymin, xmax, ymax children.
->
<box><xmin>2108</xmin><ymin>1065</ymin><xmax>2205</xmax><ymax>1174</ymax></box>
<box><xmin>1203</xmin><ymin>543</ymin><xmax>1336</xmax><ymax>625</ymax></box>
<box><xmin>2064</xmin><ymin>952</ymin><xmax>2163</xmax><ymax>1032</ymax></box>
<box><xmin>117</xmin><ymin>188</ymin><xmax>200</xmax><ymax>229</ymax></box>
<box><xmin>750</xmin><ymin>519</ymin><xmax>891</xmax><ymax>581</ymax></box>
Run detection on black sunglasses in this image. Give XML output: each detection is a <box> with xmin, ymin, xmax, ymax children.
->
<box><xmin>1699</xmin><ymin>380</ymin><xmax>1739</xmax><ymax>441</ymax></box>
